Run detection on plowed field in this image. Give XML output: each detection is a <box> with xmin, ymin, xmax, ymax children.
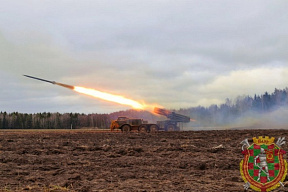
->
<box><xmin>1</xmin><ymin>129</ymin><xmax>288</xmax><ymax>191</ymax></box>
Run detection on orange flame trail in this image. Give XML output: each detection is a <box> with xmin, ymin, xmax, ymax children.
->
<box><xmin>74</xmin><ymin>86</ymin><xmax>145</xmax><ymax>109</ymax></box>
<box><xmin>23</xmin><ymin>75</ymin><xmax>153</xmax><ymax>110</ymax></box>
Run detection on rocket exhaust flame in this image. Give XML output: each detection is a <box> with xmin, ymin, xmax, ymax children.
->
<box><xmin>74</xmin><ymin>86</ymin><xmax>145</xmax><ymax>109</ymax></box>
<box><xmin>23</xmin><ymin>75</ymin><xmax>145</xmax><ymax>109</ymax></box>
<box><xmin>23</xmin><ymin>75</ymin><xmax>194</xmax><ymax>125</ymax></box>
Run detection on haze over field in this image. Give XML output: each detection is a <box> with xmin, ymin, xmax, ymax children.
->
<box><xmin>1</xmin><ymin>1</ymin><xmax>288</xmax><ymax>113</ymax></box>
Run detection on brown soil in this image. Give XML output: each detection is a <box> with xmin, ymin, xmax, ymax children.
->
<box><xmin>1</xmin><ymin>129</ymin><xmax>288</xmax><ymax>192</ymax></box>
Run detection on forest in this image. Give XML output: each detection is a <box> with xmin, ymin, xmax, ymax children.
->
<box><xmin>1</xmin><ymin>88</ymin><xmax>288</xmax><ymax>129</ymax></box>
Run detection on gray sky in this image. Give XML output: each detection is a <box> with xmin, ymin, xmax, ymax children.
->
<box><xmin>1</xmin><ymin>0</ymin><xmax>288</xmax><ymax>113</ymax></box>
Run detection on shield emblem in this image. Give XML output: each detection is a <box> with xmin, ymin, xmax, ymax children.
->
<box><xmin>240</xmin><ymin>136</ymin><xmax>287</xmax><ymax>192</ymax></box>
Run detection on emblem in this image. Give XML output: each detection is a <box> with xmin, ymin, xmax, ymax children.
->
<box><xmin>240</xmin><ymin>136</ymin><xmax>287</xmax><ymax>191</ymax></box>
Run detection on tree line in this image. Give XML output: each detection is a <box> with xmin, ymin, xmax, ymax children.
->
<box><xmin>1</xmin><ymin>87</ymin><xmax>287</xmax><ymax>129</ymax></box>
<box><xmin>178</xmin><ymin>88</ymin><xmax>288</xmax><ymax>127</ymax></box>
<box><xmin>0</xmin><ymin>112</ymin><xmax>110</xmax><ymax>129</ymax></box>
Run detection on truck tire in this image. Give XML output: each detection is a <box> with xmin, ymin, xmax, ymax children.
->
<box><xmin>149</xmin><ymin>125</ymin><xmax>158</xmax><ymax>133</ymax></box>
<box><xmin>122</xmin><ymin>125</ymin><xmax>131</xmax><ymax>132</ymax></box>
<box><xmin>166</xmin><ymin>124</ymin><xmax>175</xmax><ymax>131</ymax></box>
<box><xmin>138</xmin><ymin>125</ymin><xmax>147</xmax><ymax>133</ymax></box>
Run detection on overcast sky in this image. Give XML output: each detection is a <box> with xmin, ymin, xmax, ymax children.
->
<box><xmin>1</xmin><ymin>0</ymin><xmax>288</xmax><ymax>114</ymax></box>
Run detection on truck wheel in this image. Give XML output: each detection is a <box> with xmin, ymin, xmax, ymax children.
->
<box><xmin>138</xmin><ymin>125</ymin><xmax>147</xmax><ymax>133</ymax></box>
<box><xmin>149</xmin><ymin>125</ymin><xmax>158</xmax><ymax>133</ymax></box>
<box><xmin>122</xmin><ymin>125</ymin><xmax>131</xmax><ymax>132</ymax></box>
<box><xmin>167</xmin><ymin>124</ymin><xmax>175</xmax><ymax>131</ymax></box>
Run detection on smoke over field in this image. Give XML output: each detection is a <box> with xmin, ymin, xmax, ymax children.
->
<box><xmin>232</xmin><ymin>107</ymin><xmax>288</xmax><ymax>128</ymax></box>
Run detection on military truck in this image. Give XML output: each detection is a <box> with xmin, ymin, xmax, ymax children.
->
<box><xmin>110</xmin><ymin>107</ymin><xmax>192</xmax><ymax>132</ymax></box>
<box><xmin>110</xmin><ymin>116</ymin><xmax>159</xmax><ymax>133</ymax></box>
<box><xmin>154</xmin><ymin>107</ymin><xmax>191</xmax><ymax>131</ymax></box>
